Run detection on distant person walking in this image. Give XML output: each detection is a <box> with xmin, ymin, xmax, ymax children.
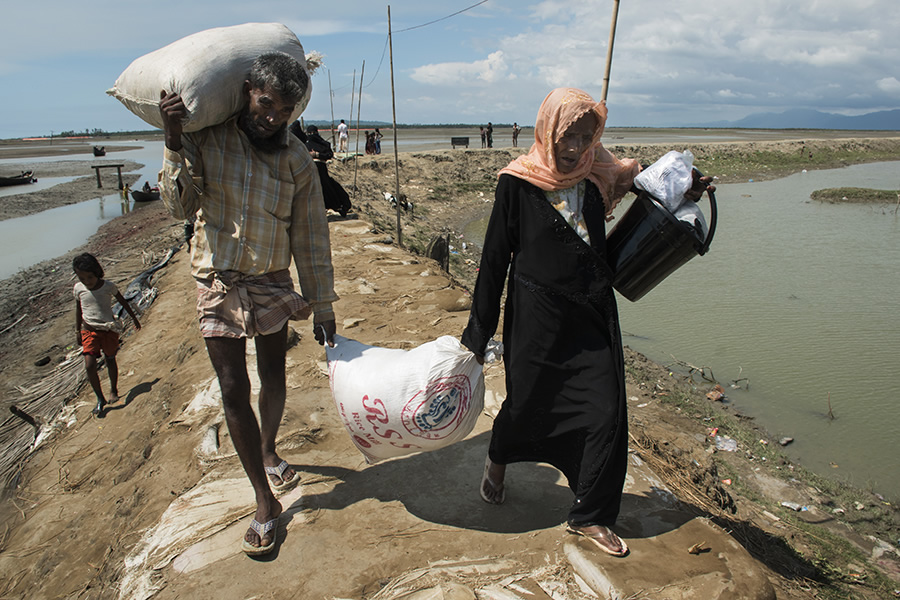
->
<box><xmin>290</xmin><ymin>122</ymin><xmax>352</xmax><ymax>217</ymax></box>
<box><xmin>73</xmin><ymin>252</ymin><xmax>142</xmax><ymax>418</ymax></box>
<box><xmin>374</xmin><ymin>128</ymin><xmax>383</xmax><ymax>154</ymax></box>
<box><xmin>480</xmin><ymin>126</ymin><xmax>486</xmax><ymax>148</ymax></box>
<box><xmin>512</xmin><ymin>122</ymin><xmax>521</xmax><ymax>147</ymax></box>
<box><xmin>337</xmin><ymin>119</ymin><xmax>349</xmax><ymax>153</ymax></box>
<box><xmin>486</xmin><ymin>122</ymin><xmax>494</xmax><ymax>148</ymax></box>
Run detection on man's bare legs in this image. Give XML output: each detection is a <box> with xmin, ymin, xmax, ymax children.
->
<box><xmin>205</xmin><ymin>335</ymin><xmax>282</xmax><ymax>550</ymax></box>
<box><xmin>255</xmin><ymin>326</ymin><xmax>297</xmax><ymax>487</ymax></box>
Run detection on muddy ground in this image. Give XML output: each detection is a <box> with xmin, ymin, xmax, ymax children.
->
<box><xmin>0</xmin><ymin>139</ymin><xmax>898</xmax><ymax>599</ymax></box>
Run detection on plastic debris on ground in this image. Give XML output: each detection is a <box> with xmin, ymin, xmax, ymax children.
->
<box><xmin>714</xmin><ymin>435</ymin><xmax>738</xmax><ymax>452</ymax></box>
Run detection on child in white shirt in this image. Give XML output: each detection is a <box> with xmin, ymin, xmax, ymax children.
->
<box><xmin>73</xmin><ymin>253</ymin><xmax>142</xmax><ymax>417</ymax></box>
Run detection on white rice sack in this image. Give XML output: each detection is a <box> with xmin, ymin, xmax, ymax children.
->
<box><xmin>107</xmin><ymin>22</ymin><xmax>311</xmax><ymax>132</ymax></box>
<box><xmin>634</xmin><ymin>149</ymin><xmax>695</xmax><ymax>212</ymax></box>
<box><xmin>326</xmin><ymin>335</ymin><xmax>484</xmax><ymax>464</ymax></box>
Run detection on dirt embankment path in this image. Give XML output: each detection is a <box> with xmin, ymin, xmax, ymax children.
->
<box><xmin>0</xmin><ymin>141</ymin><xmax>898</xmax><ymax>599</ymax></box>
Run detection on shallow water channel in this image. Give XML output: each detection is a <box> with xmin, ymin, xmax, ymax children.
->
<box><xmin>0</xmin><ymin>142</ymin><xmax>164</xmax><ymax>280</ymax></box>
<box><xmin>467</xmin><ymin>161</ymin><xmax>900</xmax><ymax>499</ymax></box>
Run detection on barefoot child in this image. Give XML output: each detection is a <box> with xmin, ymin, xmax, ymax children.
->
<box><xmin>73</xmin><ymin>253</ymin><xmax>141</xmax><ymax>417</ymax></box>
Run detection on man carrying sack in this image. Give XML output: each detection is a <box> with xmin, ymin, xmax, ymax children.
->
<box><xmin>158</xmin><ymin>52</ymin><xmax>338</xmax><ymax>556</ymax></box>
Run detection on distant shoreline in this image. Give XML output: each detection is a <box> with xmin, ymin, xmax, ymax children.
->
<box><xmin>4</xmin><ymin>125</ymin><xmax>900</xmax><ymax>145</ymax></box>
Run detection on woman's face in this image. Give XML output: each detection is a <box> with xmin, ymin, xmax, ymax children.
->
<box><xmin>554</xmin><ymin>111</ymin><xmax>598</xmax><ymax>173</ymax></box>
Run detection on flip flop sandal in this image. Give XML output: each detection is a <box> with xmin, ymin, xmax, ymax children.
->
<box><xmin>480</xmin><ymin>456</ymin><xmax>506</xmax><ymax>505</ymax></box>
<box><xmin>265</xmin><ymin>459</ymin><xmax>300</xmax><ymax>492</ymax></box>
<box><xmin>242</xmin><ymin>517</ymin><xmax>278</xmax><ymax>556</ymax></box>
<box><xmin>566</xmin><ymin>524</ymin><xmax>629</xmax><ymax>557</ymax></box>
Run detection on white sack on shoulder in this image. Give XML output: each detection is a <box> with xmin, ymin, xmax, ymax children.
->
<box><xmin>634</xmin><ymin>150</ymin><xmax>695</xmax><ymax>212</ymax></box>
<box><xmin>107</xmin><ymin>22</ymin><xmax>311</xmax><ymax>133</ymax></box>
<box><xmin>326</xmin><ymin>335</ymin><xmax>484</xmax><ymax>464</ymax></box>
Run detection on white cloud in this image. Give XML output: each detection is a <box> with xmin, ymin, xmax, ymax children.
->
<box><xmin>876</xmin><ymin>77</ymin><xmax>900</xmax><ymax>94</ymax></box>
<box><xmin>411</xmin><ymin>51</ymin><xmax>509</xmax><ymax>86</ymax></box>
<box><xmin>473</xmin><ymin>0</ymin><xmax>898</xmax><ymax>123</ymax></box>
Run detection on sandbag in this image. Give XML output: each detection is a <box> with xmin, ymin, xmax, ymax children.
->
<box><xmin>107</xmin><ymin>23</ymin><xmax>311</xmax><ymax>133</ymax></box>
<box><xmin>325</xmin><ymin>335</ymin><xmax>484</xmax><ymax>464</ymax></box>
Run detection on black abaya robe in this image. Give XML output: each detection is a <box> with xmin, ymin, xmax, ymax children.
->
<box><xmin>461</xmin><ymin>173</ymin><xmax>628</xmax><ymax>527</ymax></box>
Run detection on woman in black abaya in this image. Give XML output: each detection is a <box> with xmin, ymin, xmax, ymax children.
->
<box><xmin>462</xmin><ymin>88</ymin><xmax>711</xmax><ymax>556</ymax></box>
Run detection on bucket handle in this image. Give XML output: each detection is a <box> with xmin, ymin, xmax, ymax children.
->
<box><xmin>693</xmin><ymin>171</ymin><xmax>717</xmax><ymax>256</ymax></box>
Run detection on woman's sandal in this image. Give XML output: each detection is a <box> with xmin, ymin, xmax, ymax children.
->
<box><xmin>480</xmin><ymin>456</ymin><xmax>506</xmax><ymax>505</ymax></box>
<box><xmin>241</xmin><ymin>517</ymin><xmax>278</xmax><ymax>556</ymax></box>
<box><xmin>265</xmin><ymin>460</ymin><xmax>300</xmax><ymax>492</ymax></box>
<box><xmin>566</xmin><ymin>523</ymin><xmax>629</xmax><ymax>557</ymax></box>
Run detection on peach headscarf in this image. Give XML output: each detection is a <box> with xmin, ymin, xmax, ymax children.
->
<box><xmin>499</xmin><ymin>87</ymin><xmax>641</xmax><ymax>216</ymax></box>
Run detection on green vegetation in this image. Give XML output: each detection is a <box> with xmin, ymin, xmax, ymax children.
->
<box><xmin>692</xmin><ymin>140</ymin><xmax>900</xmax><ymax>184</ymax></box>
<box><xmin>599</xmin><ymin>138</ymin><xmax>900</xmax><ymax>185</ymax></box>
<box><xmin>810</xmin><ymin>187</ymin><xmax>900</xmax><ymax>204</ymax></box>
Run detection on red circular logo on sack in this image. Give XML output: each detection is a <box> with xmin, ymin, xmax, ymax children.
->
<box><xmin>401</xmin><ymin>375</ymin><xmax>470</xmax><ymax>440</ymax></box>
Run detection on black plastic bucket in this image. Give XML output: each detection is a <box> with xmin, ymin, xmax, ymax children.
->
<box><xmin>606</xmin><ymin>188</ymin><xmax>717</xmax><ymax>302</ymax></box>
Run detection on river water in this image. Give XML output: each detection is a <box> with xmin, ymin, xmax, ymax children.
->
<box><xmin>3</xmin><ymin>132</ymin><xmax>898</xmax><ymax>499</ymax></box>
<box><xmin>619</xmin><ymin>162</ymin><xmax>900</xmax><ymax>499</ymax></box>
<box><xmin>0</xmin><ymin>142</ymin><xmax>164</xmax><ymax>280</ymax></box>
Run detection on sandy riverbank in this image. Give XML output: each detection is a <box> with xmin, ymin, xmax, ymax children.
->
<box><xmin>0</xmin><ymin>139</ymin><xmax>898</xmax><ymax>599</ymax></box>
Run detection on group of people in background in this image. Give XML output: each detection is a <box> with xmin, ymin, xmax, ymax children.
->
<box><xmin>365</xmin><ymin>128</ymin><xmax>383</xmax><ymax>154</ymax></box>
<box><xmin>481</xmin><ymin>122</ymin><xmax>522</xmax><ymax>148</ymax></box>
<box><xmin>334</xmin><ymin>119</ymin><xmax>383</xmax><ymax>154</ymax></box>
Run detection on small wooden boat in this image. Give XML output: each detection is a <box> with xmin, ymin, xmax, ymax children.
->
<box><xmin>93</xmin><ymin>146</ymin><xmax>106</xmax><ymax>157</ymax></box>
<box><xmin>0</xmin><ymin>171</ymin><xmax>36</xmax><ymax>187</ymax></box>
<box><xmin>131</xmin><ymin>187</ymin><xmax>160</xmax><ymax>202</ymax></box>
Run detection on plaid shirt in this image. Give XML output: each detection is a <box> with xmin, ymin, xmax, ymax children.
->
<box><xmin>159</xmin><ymin>116</ymin><xmax>337</xmax><ymax>321</ymax></box>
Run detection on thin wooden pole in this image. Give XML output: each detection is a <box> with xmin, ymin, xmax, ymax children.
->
<box><xmin>328</xmin><ymin>69</ymin><xmax>337</xmax><ymax>147</ymax></box>
<box><xmin>349</xmin><ymin>68</ymin><xmax>356</xmax><ymax>137</ymax></box>
<box><xmin>600</xmin><ymin>0</ymin><xmax>621</xmax><ymax>102</ymax></box>
<box><xmin>353</xmin><ymin>60</ymin><xmax>365</xmax><ymax>193</ymax></box>
<box><xmin>388</xmin><ymin>5</ymin><xmax>402</xmax><ymax>247</ymax></box>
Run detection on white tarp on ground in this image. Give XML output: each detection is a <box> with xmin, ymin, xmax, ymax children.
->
<box><xmin>118</xmin><ymin>477</ymin><xmax>256</xmax><ymax>600</ymax></box>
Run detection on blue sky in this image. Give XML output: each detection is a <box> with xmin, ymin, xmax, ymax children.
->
<box><xmin>1</xmin><ymin>0</ymin><xmax>898</xmax><ymax>138</ymax></box>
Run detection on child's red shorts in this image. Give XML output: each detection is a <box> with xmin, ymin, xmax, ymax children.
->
<box><xmin>81</xmin><ymin>329</ymin><xmax>120</xmax><ymax>357</ymax></box>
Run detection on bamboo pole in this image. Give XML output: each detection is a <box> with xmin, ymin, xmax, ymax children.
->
<box><xmin>328</xmin><ymin>69</ymin><xmax>337</xmax><ymax>147</ymax></box>
<box><xmin>600</xmin><ymin>0</ymin><xmax>621</xmax><ymax>102</ymax></box>
<box><xmin>349</xmin><ymin>68</ymin><xmax>356</xmax><ymax>141</ymax></box>
<box><xmin>353</xmin><ymin>60</ymin><xmax>365</xmax><ymax>193</ymax></box>
<box><xmin>388</xmin><ymin>5</ymin><xmax>402</xmax><ymax>247</ymax></box>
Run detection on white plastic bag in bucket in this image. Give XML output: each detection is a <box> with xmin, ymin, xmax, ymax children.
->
<box><xmin>633</xmin><ymin>150</ymin><xmax>695</xmax><ymax>212</ymax></box>
<box><xmin>325</xmin><ymin>335</ymin><xmax>484</xmax><ymax>463</ymax></box>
